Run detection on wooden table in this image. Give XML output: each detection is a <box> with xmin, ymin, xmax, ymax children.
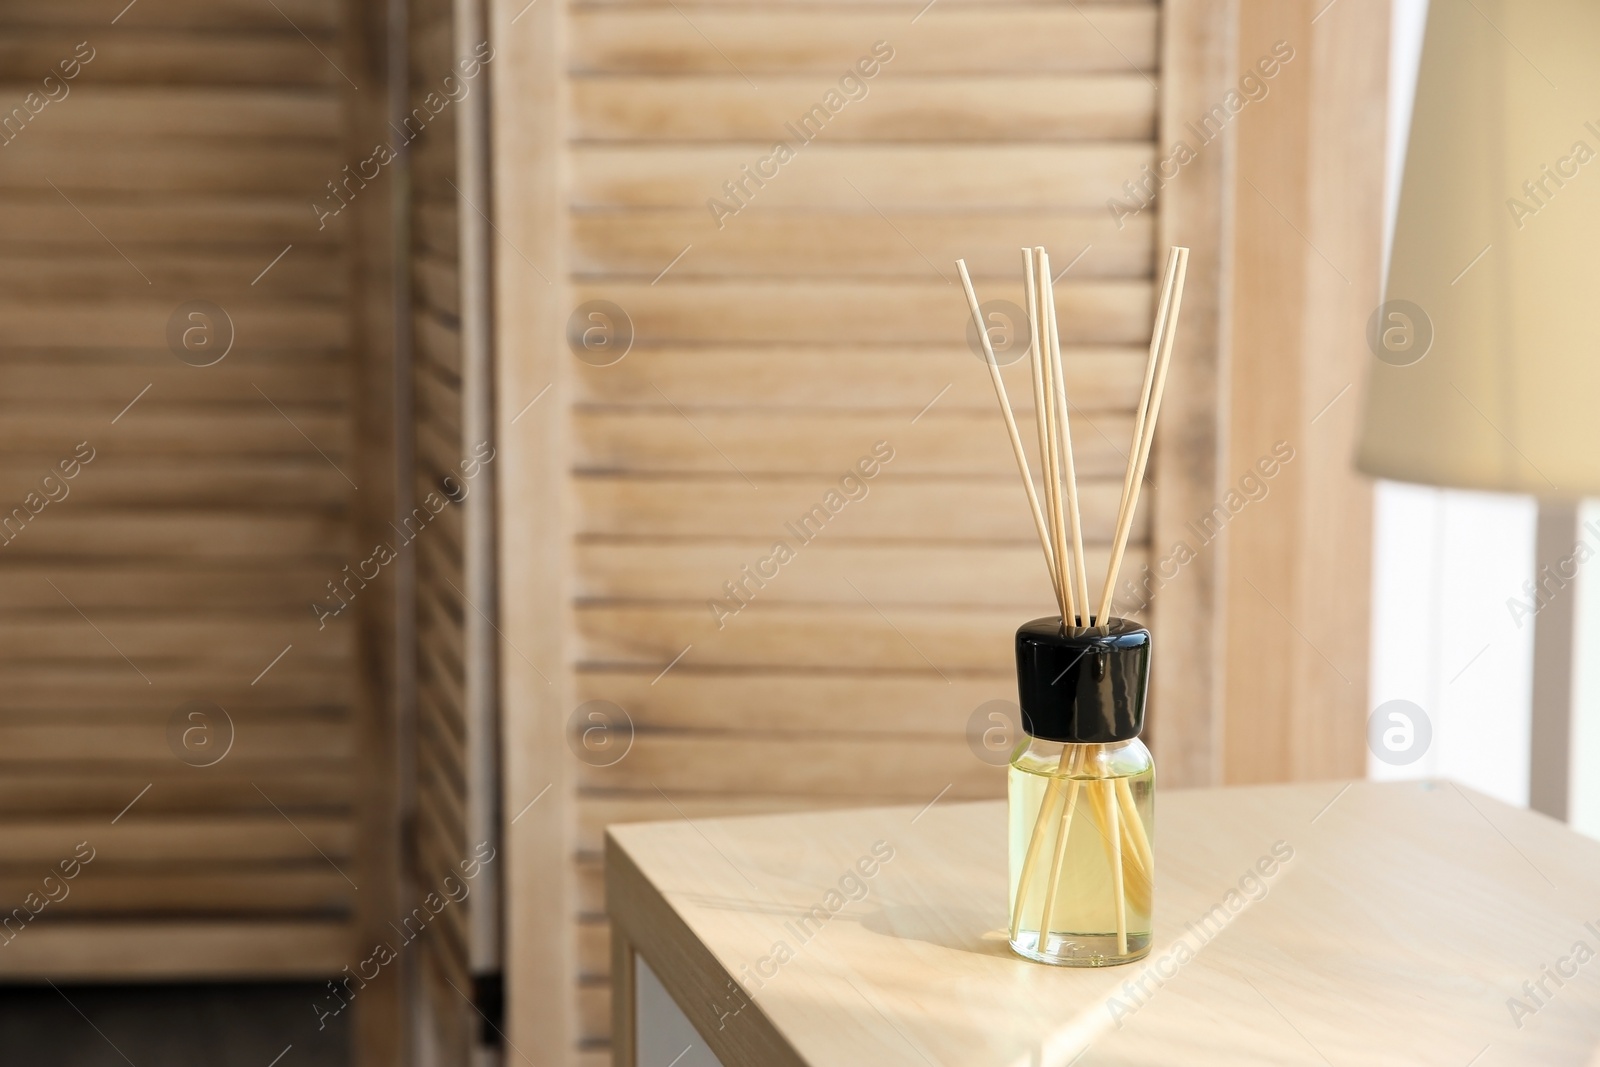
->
<box><xmin>607</xmin><ymin>781</ymin><xmax>1600</xmax><ymax>1066</ymax></box>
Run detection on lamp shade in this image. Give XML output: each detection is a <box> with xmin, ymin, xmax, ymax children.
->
<box><xmin>1356</xmin><ymin>0</ymin><xmax>1600</xmax><ymax>496</ymax></box>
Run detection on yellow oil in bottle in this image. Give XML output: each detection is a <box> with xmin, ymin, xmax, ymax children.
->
<box><xmin>1008</xmin><ymin>740</ymin><xmax>1154</xmax><ymax>966</ymax></box>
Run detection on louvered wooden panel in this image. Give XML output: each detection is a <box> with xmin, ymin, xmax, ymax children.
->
<box><xmin>407</xmin><ymin>0</ymin><xmax>474</xmax><ymax>1053</ymax></box>
<box><xmin>571</xmin><ymin>216</ymin><xmax>1155</xmax><ymax>276</ymax></box>
<box><xmin>571</xmin><ymin>76</ymin><xmax>1156</xmax><ymax>141</ymax></box>
<box><xmin>557</xmin><ymin>1</ymin><xmax>1163</xmax><ymax>1057</ymax></box>
<box><xmin>0</xmin><ymin>1</ymin><xmax>363</xmax><ymax>976</ymax></box>
<box><xmin>568</xmin><ymin>8</ymin><xmax>1158</xmax><ymax>72</ymax></box>
<box><xmin>407</xmin><ymin>0</ymin><xmax>499</xmax><ymax>1063</ymax></box>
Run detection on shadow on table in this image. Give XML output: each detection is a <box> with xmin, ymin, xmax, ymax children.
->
<box><xmin>859</xmin><ymin>903</ymin><xmax>1014</xmax><ymax>959</ymax></box>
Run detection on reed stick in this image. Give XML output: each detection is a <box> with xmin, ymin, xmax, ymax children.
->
<box><xmin>1105</xmin><ymin>778</ymin><xmax>1127</xmax><ymax>954</ymax></box>
<box><xmin>1096</xmin><ymin>251</ymin><xmax>1174</xmax><ymax>623</ymax></box>
<box><xmin>1042</xmin><ymin>251</ymin><xmax>1091</xmax><ymax>622</ymax></box>
<box><xmin>1115</xmin><ymin>777</ymin><xmax>1154</xmax><ymax>877</ymax></box>
<box><xmin>1025</xmin><ymin>249</ymin><xmax>1073</xmax><ymax>618</ymax></box>
<box><xmin>956</xmin><ymin>260</ymin><xmax>1060</xmax><ymax>606</ymax></box>
<box><xmin>1035</xmin><ymin>744</ymin><xmax>1084</xmax><ymax>946</ymax></box>
<box><xmin>1075</xmin><ymin>758</ymin><xmax>1129</xmax><ymax>953</ymax></box>
<box><xmin>1095</xmin><ymin>247</ymin><xmax>1189</xmax><ymax>623</ymax></box>
<box><xmin>1009</xmin><ymin>774</ymin><xmax>1063</xmax><ymax>941</ymax></box>
<box><xmin>1119</xmin><ymin>813</ymin><xmax>1152</xmax><ymax>918</ymax></box>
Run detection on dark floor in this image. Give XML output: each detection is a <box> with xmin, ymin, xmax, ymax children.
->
<box><xmin>0</xmin><ymin>981</ymin><xmax>350</xmax><ymax>1067</ymax></box>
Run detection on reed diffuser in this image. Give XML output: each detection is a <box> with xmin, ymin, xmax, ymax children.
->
<box><xmin>956</xmin><ymin>245</ymin><xmax>1188</xmax><ymax>966</ymax></box>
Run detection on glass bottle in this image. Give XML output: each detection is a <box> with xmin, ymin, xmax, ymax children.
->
<box><xmin>1008</xmin><ymin>617</ymin><xmax>1154</xmax><ymax>966</ymax></box>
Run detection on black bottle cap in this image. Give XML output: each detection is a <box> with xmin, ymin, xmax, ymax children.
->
<box><xmin>1015</xmin><ymin>617</ymin><xmax>1150</xmax><ymax>743</ymax></box>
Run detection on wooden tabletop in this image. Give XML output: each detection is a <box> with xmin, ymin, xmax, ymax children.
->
<box><xmin>606</xmin><ymin>780</ymin><xmax>1600</xmax><ymax>1066</ymax></box>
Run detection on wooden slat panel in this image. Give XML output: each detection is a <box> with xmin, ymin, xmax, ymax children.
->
<box><xmin>0</xmin><ymin>197</ymin><xmax>342</xmax><ymax>246</ymax></box>
<box><xmin>578</xmin><ymin>982</ymin><xmax>609</xmax><ymax>1043</ymax></box>
<box><xmin>572</xmin><ymin>410</ymin><xmax>1136</xmax><ymax>476</ymax></box>
<box><xmin>574</xmin><ymin>542</ymin><xmax>1147</xmax><ymax>608</ymax></box>
<box><xmin>569</xmin><ymin>9</ymin><xmax>1159</xmax><ymax>74</ymax></box>
<box><xmin>0</xmin><ymin>564</ymin><xmax>343</xmax><ymax>610</ymax></box>
<box><xmin>417</xmin><ymin>720</ymin><xmax>467</xmax><ymax>816</ymax></box>
<box><xmin>570</xmin><ymin>347</ymin><xmax>1147</xmax><ymax>410</ymax></box>
<box><xmin>0</xmin><ymin>769</ymin><xmax>353</xmax><ymax>815</ymax></box>
<box><xmin>418</xmin><ymin>363</ymin><xmax>465</xmax><ymax>440</ymax></box>
<box><xmin>419</xmin><ymin>576</ymin><xmax>467</xmax><ymax>673</ymax></box>
<box><xmin>0</xmin><ymin>922</ymin><xmax>354</xmax><ymax>980</ymax></box>
<box><xmin>0</xmin><ymin>617</ymin><xmax>351</xmax><ymax>665</ymax></box>
<box><xmin>417</xmin><ymin>771</ymin><xmax>470</xmax><ymax>882</ymax></box>
<box><xmin>409</xmin><ymin>8</ymin><xmax>466</xmax><ymax>84</ymax></box>
<box><xmin>0</xmin><ymin>138</ymin><xmax>338</xmax><ymax>194</ymax></box>
<box><xmin>0</xmin><ymin>0</ymin><xmax>342</xmax><ymax>30</ymax></box>
<box><xmin>418</xmin><ymin>953</ymin><xmax>475</xmax><ymax>1067</ymax></box>
<box><xmin>0</xmin><ymin>251</ymin><xmax>346</xmax><ymax>299</ymax></box>
<box><xmin>24</xmin><ymin>88</ymin><xmax>343</xmax><ymax>137</ymax></box>
<box><xmin>0</xmin><ymin>513</ymin><xmax>350</xmax><ymax>558</ymax></box>
<box><xmin>553</xmin><ymin>2</ymin><xmax>1165</xmax><ymax>1062</ymax></box>
<box><xmin>571</xmin><ymin>74</ymin><xmax>1156</xmax><ymax>141</ymax></box>
<box><xmin>415</xmin><ymin>201</ymin><xmax>460</xmax><ymax>258</ymax></box>
<box><xmin>415</xmin><ymin>309</ymin><xmax>463</xmax><ymax>380</ymax></box>
<box><xmin>577</xmin><ymin>602</ymin><xmax>1030</xmax><ymax>672</ymax></box>
<box><xmin>414</xmin><ymin>253</ymin><xmax>462</xmax><ymax>317</ymax></box>
<box><xmin>575</xmin><ymin>476</ymin><xmax>1145</xmax><ymax>542</ymax></box>
<box><xmin>569</xmin><ymin>280</ymin><xmax>1151</xmax><ymax>344</ymax></box>
<box><xmin>412</xmin><ymin>146</ymin><xmax>466</xmax><ymax>202</ymax></box>
<box><xmin>0</xmin><ymin>817</ymin><xmax>352</xmax><ymax>863</ymax></box>
<box><xmin>0</xmin><ymin>0</ymin><xmax>369</xmax><ymax>990</ymax></box>
<box><xmin>0</xmin><ymin>35</ymin><xmax>343</xmax><ymax>87</ymax></box>
<box><xmin>577</xmin><ymin>734</ymin><xmax>1000</xmax><ymax>797</ymax></box>
<box><xmin>0</xmin><ymin>716</ymin><xmax>351</xmax><ymax>763</ymax></box>
<box><xmin>0</xmin><ymin>459</ymin><xmax>349</xmax><ymax>509</ymax></box>
<box><xmin>571</xmin><ymin>212</ymin><xmax>1152</xmax><ymax>278</ymax></box>
<box><xmin>418</xmin><ymin>688</ymin><xmax>467</xmax><ymax>791</ymax></box>
<box><xmin>419</xmin><ymin>942</ymin><xmax>473</xmax><ymax>1028</ymax></box>
<box><xmin>573</xmin><ymin>0</ymin><xmax>1151</xmax><ymax>6</ymax></box>
<box><xmin>419</xmin><ymin>627</ymin><xmax>467</xmax><ymax>725</ymax></box>
<box><xmin>577</xmin><ymin>859</ymin><xmax>604</xmax><ymax>919</ymax></box>
<box><xmin>578</xmin><ymin>919</ymin><xmax>609</xmax><ymax>980</ymax></box>
<box><xmin>0</xmin><ymin>418</ymin><xmax>349</xmax><ymax>458</ymax></box>
<box><xmin>417</xmin><ymin>524</ymin><xmax>466</xmax><ymax>592</ymax></box>
<box><xmin>0</xmin><ymin>871</ymin><xmax>351</xmax><ymax>916</ymax></box>
<box><xmin>2</xmin><ymin>666</ymin><xmax>354</xmax><ymax>708</ymax></box>
<box><xmin>571</xmin><ymin>145</ymin><xmax>1152</xmax><ymax>210</ymax></box>
<box><xmin>0</xmin><ymin>301</ymin><xmax>345</xmax><ymax>347</ymax></box>
<box><xmin>0</xmin><ymin>361</ymin><xmax>350</xmax><ymax>404</ymax></box>
<box><xmin>577</xmin><ymin>670</ymin><xmax>1001</xmax><ymax>735</ymax></box>
<box><xmin>407</xmin><ymin>12</ymin><xmax>478</xmax><ymax>1065</ymax></box>
<box><xmin>416</xmin><ymin>694</ymin><xmax>467</xmax><ymax>793</ymax></box>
